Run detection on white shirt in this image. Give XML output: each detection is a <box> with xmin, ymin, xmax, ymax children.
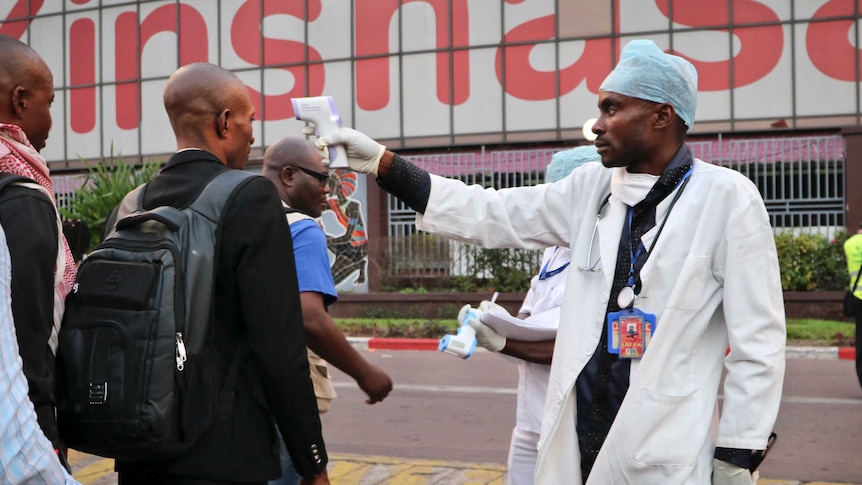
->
<box><xmin>514</xmin><ymin>247</ymin><xmax>570</xmax><ymax>434</ymax></box>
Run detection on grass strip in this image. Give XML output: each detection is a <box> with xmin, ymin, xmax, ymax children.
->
<box><xmin>334</xmin><ymin>318</ymin><xmax>855</xmax><ymax>346</ymax></box>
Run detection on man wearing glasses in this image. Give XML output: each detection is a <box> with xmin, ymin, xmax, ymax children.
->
<box><xmin>319</xmin><ymin>39</ymin><xmax>784</xmax><ymax>485</ymax></box>
<box><xmin>261</xmin><ymin>137</ymin><xmax>393</xmax><ymax>485</ymax></box>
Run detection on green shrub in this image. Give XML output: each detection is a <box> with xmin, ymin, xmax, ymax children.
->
<box><xmin>399</xmin><ymin>286</ymin><xmax>428</xmax><ymax>294</ymax></box>
<box><xmin>816</xmin><ymin>230</ymin><xmax>850</xmax><ymax>291</ymax></box>
<box><xmin>467</xmin><ymin>246</ymin><xmax>536</xmax><ymax>292</ymax></box>
<box><xmin>381</xmin><ymin>320</ymin><xmax>450</xmax><ymax>338</ymax></box>
<box><xmin>60</xmin><ymin>152</ymin><xmax>161</xmax><ymax>251</ymax></box>
<box><xmin>775</xmin><ymin>232</ymin><xmax>816</xmax><ymax>290</ymax></box>
<box><xmin>335</xmin><ymin>319</ymin><xmax>455</xmax><ymax>338</ymax></box>
<box><xmin>448</xmin><ymin>275</ymin><xmax>479</xmax><ymax>293</ymax></box>
<box><xmin>774</xmin><ymin>230</ymin><xmax>848</xmax><ymax>291</ymax></box>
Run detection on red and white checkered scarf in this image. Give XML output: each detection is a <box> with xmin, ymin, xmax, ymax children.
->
<box><xmin>0</xmin><ymin>123</ymin><xmax>77</xmax><ymax>353</ymax></box>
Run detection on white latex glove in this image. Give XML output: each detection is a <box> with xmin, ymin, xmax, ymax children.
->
<box><xmin>315</xmin><ymin>127</ymin><xmax>385</xmax><ymax>177</ymax></box>
<box><xmin>301</xmin><ymin>123</ymin><xmax>330</xmax><ymax>160</ymax></box>
<box><xmin>712</xmin><ymin>459</ymin><xmax>755</xmax><ymax>485</ymax></box>
<box><xmin>457</xmin><ymin>304</ymin><xmax>473</xmax><ymax>325</ymax></box>
<box><xmin>478</xmin><ymin>300</ymin><xmax>508</xmax><ymax>315</ymax></box>
<box><xmin>468</xmin><ymin>317</ymin><xmax>506</xmax><ymax>352</ymax></box>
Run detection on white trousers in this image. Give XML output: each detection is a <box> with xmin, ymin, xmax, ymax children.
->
<box><xmin>507</xmin><ymin>427</ymin><xmax>540</xmax><ymax>485</ymax></box>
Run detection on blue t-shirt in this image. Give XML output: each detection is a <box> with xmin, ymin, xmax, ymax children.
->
<box><xmin>289</xmin><ymin>219</ymin><xmax>338</xmax><ymax>307</ymax></box>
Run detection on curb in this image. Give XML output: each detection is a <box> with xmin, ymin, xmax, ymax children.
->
<box><xmin>348</xmin><ymin>337</ymin><xmax>856</xmax><ymax>361</ymax></box>
<box><xmin>352</xmin><ymin>337</ymin><xmax>441</xmax><ymax>352</ymax></box>
<box><xmin>367</xmin><ymin>337</ymin><xmax>440</xmax><ymax>351</ymax></box>
<box><xmin>786</xmin><ymin>346</ymin><xmax>856</xmax><ymax>361</ymax></box>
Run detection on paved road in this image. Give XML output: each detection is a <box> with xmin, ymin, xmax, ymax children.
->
<box><xmin>322</xmin><ymin>350</ymin><xmax>862</xmax><ymax>484</ymax></box>
<box><xmin>71</xmin><ymin>349</ymin><xmax>862</xmax><ymax>484</ymax></box>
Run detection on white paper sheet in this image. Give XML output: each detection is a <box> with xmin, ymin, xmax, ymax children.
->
<box><xmin>480</xmin><ymin>308</ymin><xmax>559</xmax><ymax>342</ymax></box>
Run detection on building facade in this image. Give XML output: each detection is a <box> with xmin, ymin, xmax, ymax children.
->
<box><xmin>3</xmin><ymin>0</ymin><xmax>860</xmax><ymax>291</ymax></box>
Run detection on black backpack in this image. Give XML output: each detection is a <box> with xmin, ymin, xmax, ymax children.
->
<box><xmin>56</xmin><ymin>169</ymin><xmax>255</xmax><ymax>461</ymax></box>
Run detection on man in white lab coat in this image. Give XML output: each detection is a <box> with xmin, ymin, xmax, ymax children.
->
<box><xmin>319</xmin><ymin>39</ymin><xmax>785</xmax><ymax>485</ymax></box>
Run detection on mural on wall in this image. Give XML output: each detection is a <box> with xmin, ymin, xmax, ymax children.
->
<box><xmin>322</xmin><ymin>169</ymin><xmax>368</xmax><ymax>292</ymax></box>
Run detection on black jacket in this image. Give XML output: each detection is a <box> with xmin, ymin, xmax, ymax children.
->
<box><xmin>0</xmin><ymin>182</ymin><xmax>63</xmax><ymax>451</ymax></box>
<box><xmin>115</xmin><ymin>150</ymin><xmax>327</xmax><ymax>481</ymax></box>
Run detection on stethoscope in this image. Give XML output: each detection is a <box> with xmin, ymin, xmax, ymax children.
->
<box><xmin>578</xmin><ymin>167</ymin><xmax>694</xmax><ymax>284</ymax></box>
<box><xmin>577</xmin><ymin>194</ymin><xmax>612</xmax><ymax>273</ymax></box>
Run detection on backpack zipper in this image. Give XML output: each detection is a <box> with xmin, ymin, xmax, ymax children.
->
<box><xmin>175</xmin><ymin>332</ymin><xmax>187</xmax><ymax>371</ymax></box>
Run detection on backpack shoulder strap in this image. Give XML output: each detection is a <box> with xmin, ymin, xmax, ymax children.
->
<box><xmin>188</xmin><ymin>170</ymin><xmax>257</xmax><ymax>223</ymax></box>
<box><xmin>106</xmin><ymin>184</ymin><xmax>147</xmax><ymax>238</ymax></box>
<box><xmin>0</xmin><ymin>173</ymin><xmax>36</xmax><ymax>194</ymax></box>
<box><xmin>118</xmin><ymin>184</ymin><xmax>147</xmax><ymax>218</ymax></box>
<box><xmin>184</xmin><ymin>169</ymin><xmax>256</xmax><ymax>358</ymax></box>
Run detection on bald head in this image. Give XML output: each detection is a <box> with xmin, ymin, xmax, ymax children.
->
<box><xmin>164</xmin><ymin>63</ymin><xmax>244</xmax><ymax>137</ymax></box>
<box><xmin>263</xmin><ymin>137</ymin><xmax>320</xmax><ymax>175</ymax></box>
<box><xmin>0</xmin><ymin>35</ymin><xmax>48</xmax><ymax>93</ymax></box>
<box><xmin>164</xmin><ymin>62</ymin><xmax>255</xmax><ymax>167</ymax></box>
<box><xmin>0</xmin><ymin>35</ymin><xmax>54</xmax><ymax>150</ymax></box>
<box><xmin>262</xmin><ymin>136</ymin><xmax>329</xmax><ymax>215</ymax></box>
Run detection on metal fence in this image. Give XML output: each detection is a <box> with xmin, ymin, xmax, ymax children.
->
<box><xmin>387</xmin><ymin>148</ymin><xmax>557</xmax><ymax>279</ymax></box>
<box><xmin>53</xmin><ymin>176</ymin><xmax>86</xmax><ymax>217</ymax></box>
<box><xmin>50</xmin><ymin>133</ymin><xmax>847</xmax><ymax>282</ymax></box>
<box><xmin>688</xmin><ymin>134</ymin><xmax>846</xmax><ymax>238</ymax></box>
<box><xmin>387</xmin><ymin>133</ymin><xmax>847</xmax><ymax>279</ymax></box>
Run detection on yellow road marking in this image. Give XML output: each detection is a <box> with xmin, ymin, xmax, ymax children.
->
<box><xmin>73</xmin><ymin>459</ymin><xmax>115</xmax><ymax>483</ymax></box>
<box><xmin>328</xmin><ymin>460</ymin><xmax>368</xmax><ymax>484</ymax></box>
<box><xmin>463</xmin><ymin>469</ymin><xmax>507</xmax><ymax>484</ymax></box>
<box><xmin>69</xmin><ymin>450</ymin><xmax>115</xmax><ymax>484</ymax></box>
<box><xmin>67</xmin><ymin>451</ymin><xmax>511</xmax><ymax>485</ymax></box>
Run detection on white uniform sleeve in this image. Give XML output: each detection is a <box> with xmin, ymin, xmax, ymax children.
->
<box><xmin>713</xmin><ymin>178</ymin><xmax>786</xmax><ymax>450</ymax></box>
<box><xmin>416</xmin><ymin>175</ymin><xmax>581</xmax><ymax>250</ymax></box>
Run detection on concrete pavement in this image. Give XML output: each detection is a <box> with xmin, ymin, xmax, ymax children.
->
<box><xmin>67</xmin><ymin>450</ymin><xmax>862</xmax><ymax>485</ymax></box>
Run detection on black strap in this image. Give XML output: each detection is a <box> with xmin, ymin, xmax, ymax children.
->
<box><xmin>0</xmin><ymin>173</ymin><xmax>35</xmax><ymax>192</ymax></box>
<box><xmin>851</xmin><ymin>265</ymin><xmax>862</xmax><ymax>293</ymax></box>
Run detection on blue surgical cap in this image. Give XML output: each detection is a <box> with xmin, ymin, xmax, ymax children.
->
<box><xmin>599</xmin><ymin>39</ymin><xmax>698</xmax><ymax>128</ymax></box>
<box><xmin>546</xmin><ymin>145</ymin><xmax>600</xmax><ymax>183</ymax></box>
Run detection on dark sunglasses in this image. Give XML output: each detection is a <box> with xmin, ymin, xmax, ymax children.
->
<box><xmin>289</xmin><ymin>165</ymin><xmax>330</xmax><ymax>186</ymax></box>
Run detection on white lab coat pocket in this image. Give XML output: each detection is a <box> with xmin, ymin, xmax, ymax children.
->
<box><xmin>623</xmin><ymin>387</ymin><xmax>706</xmax><ymax>468</ymax></box>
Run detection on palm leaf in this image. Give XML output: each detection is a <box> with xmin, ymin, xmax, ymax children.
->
<box><xmin>60</xmin><ymin>149</ymin><xmax>162</xmax><ymax>251</ymax></box>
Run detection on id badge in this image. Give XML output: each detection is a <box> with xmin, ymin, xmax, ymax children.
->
<box><xmin>607</xmin><ymin>308</ymin><xmax>657</xmax><ymax>359</ymax></box>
